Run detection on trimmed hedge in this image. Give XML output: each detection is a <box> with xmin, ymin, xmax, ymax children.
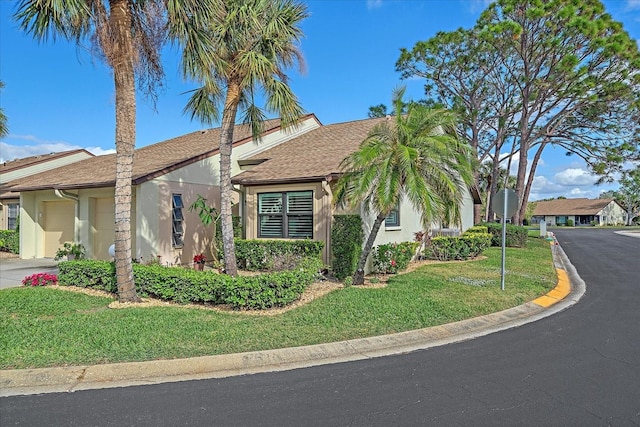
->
<box><xmin>372</xmin><ymin>241</ymin><xmax>419</xmax><ymax>274</ymax></box>
<box><xmin>58</xmin><ymin>260</ymin><xmax>117</xmax><ymax>292</ymax></box>
<box><xmin>0</xmin><ymin>230</ymin><xmax>19</xmax><ymax>254</ymax></box>
<box><xmin>424</xmin><ymin>233</ymin><xmax>492</xmax><ymax>261</ymax></box>
<box><xmin>235</xmin><ymin>239</ymin><xmax>324</xmax><ymax>271</ymax></box>
<box><xmin>465</xmin><ymin>225</ymin><xmax>488</xmax><ymax>234</ymax></box>
<box><xmin>482</xmin><ymin>222</ymin><xmax>528</xmax><ymax>248</ymax></box>
<box><xmin>331</xmin><ymin>215</ymin><xmax>364</xmax><ymax>280</ymax></box>
<box><xmin>57</xmin><ymin>257</ymin><xmax>324</xmax><ymax>310</ymax></box>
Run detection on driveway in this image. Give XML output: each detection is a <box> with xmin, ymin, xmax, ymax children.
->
<box><xmin>0</xmin><ymin>255</ymin><xmax>59</xmax><ymax>289</ymax></box>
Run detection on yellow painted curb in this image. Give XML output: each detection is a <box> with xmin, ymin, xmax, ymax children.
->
<box><xmin>533</xmin><ymin>268</ymin><xmax>570</xmax><ymax>308</ymax></box>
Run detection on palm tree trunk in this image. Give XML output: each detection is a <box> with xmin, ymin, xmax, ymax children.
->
<box><xmin>219</xmin><ymin>82</ymin><xmax>241</xmax><ymax>276</ymax></box>
<box><xmin>110</xmin><ymin>0</ymin><xmax>139</xmax><ymax>302</ymax></box>
<box><xmin>352</xmin><ymin>211</ymin><xmax>387</xmax><ymax>286</ymax></box>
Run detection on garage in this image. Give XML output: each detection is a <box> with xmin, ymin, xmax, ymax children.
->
<box><xmin>43</xmin><ymin>201</ymin><xmax>75</xmax><ymax>258</ymax></box>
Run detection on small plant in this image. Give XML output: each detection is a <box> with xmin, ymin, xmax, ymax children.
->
<box><xmin>22</xmin><ymin>273</ymin><xmax>58</xmax><ymax>287</ymax></box>
<box><xmin>193</xmin><ymin>253</ymin><xmax>206</xmax><ymax>264</ymax></box>
<box><xmin>372</xmin><ymin>242</ymin><xmax>418</xmax><ymax>274</ymax></box>
<box><xmin>54</xmin><ymin>242</ymin><xmax>86</xmax><ymax>261</ymax></box>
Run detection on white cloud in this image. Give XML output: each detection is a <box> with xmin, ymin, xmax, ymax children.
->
<box><xmin>554</xmin><ymin>168</ymin><xmax>597</xmax><ymax>186</ymax></box>
<box><xmin>468</xmin><ymin>0</ymin><xmax>494</xmax><ymax>13</ymax></box>
<box><xmin>366</xmin><ymin>0</ymin><xmax>383</xmax><ymax>10</ymax></box>
<box><xmin>568</xmin><ymin>188</ymin><xmax>591</xmax><ymax>197</ymax></box>
<box><xmin>0</xmin><ymin>138</ymin><xmax>115</xmax><ymax>163</ymax></box>
<box><xmin>625</xmin><ymin>0</ymin><xmax>640</xmax><ymax>11</ymax></box>
<box><xmin>531</xmin><ymin>175</ymin><xmax>563</xmax><ymax>195</ymax></box>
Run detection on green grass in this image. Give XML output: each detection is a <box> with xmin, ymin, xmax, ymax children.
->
<box><xmin>0</xmin><ymin>238</ymin><xmax>556</xmax><ymax>370</ymax></box>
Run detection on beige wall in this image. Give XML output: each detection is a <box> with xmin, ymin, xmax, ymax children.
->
<box><xmin>599</xmin><ymin>202</ymin><xmax>626</xmax><ymax>225</ymax></box>
<box><xmin>137</xmin><ymin>179</ymin><xmax>221</xmax><ymax>267</ymax></box>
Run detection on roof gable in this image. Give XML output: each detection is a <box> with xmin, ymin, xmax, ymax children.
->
<box><xmin>232</xmin><ymin>116</ymin><xmax>389</xmax><ymax>185</ymax></box>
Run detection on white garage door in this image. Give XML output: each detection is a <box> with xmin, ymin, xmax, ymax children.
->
<box><xmin>43</xmin><ymin>201</ymin><xmax>75</xmax><ymax>258</ymax></box>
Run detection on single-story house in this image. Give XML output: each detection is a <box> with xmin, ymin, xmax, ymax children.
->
<box><xmin>0</xmin><ymin>149</ymin><xmax>94</xmax><ymax>230</ymax></box>
<box><xmin>531</xmin><ymin>198</ymin><xmax>626</xmax><ymax>226</ymax></box>
<box><xmin>232</xmin><ymin>116</ymin><xmax>481</xmax><ymax>267</ymax></box>
<box><xmin>8</xmin><ymin>115</ymin><xmax>320</xmax><ymax>264</ymax></box>
<box><xmin>9</xmin><ymin>114</ymin><xmax>480</xmax><ymax>271</ymax></box>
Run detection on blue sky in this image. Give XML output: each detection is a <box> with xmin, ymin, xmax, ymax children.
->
<box><xmin>1</xmin><ymin>0</ymin><xmax>638</xmax><ymax>201</ymax></box>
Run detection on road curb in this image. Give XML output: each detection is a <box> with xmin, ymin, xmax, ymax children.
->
<box><xmin>0</xmin><ymin>239</ymin><xmax>585</xmax><ymax>397</ymax></box>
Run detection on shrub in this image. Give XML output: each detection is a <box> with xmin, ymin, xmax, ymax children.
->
<box><xmin>372</xmin><ymin>242</ymin><xmax>419</xmax><ymax>274</ymax></box>
<box><xmin>54</xmin><ymin>242</ymin><xmax>86</xmax><ymax>261</ymax></box>
<box><xmin>331</xmin><ymin>215</ymin><xmax>364</xmax><ymax>280</ymax></box>
<box><xmin>424</xmin><ymin>233</ymin><xmax>491</xmax><ymax>261</ymax></box>
<box><xmin>0</xmin><ymin>230</ymin><xmax>19</xmax><ymax>254</ymax></box>
<box><xmin>567</xmin><ymin>219</ymin><xmax>574</xmax><ymax>227</ymax></box>
<box><xmin>465</xmin><ymin>225</ymin><xmax>488</xmax><ymax>234</ymax></box>
<box><xmin>58</xmin><ymin>260</ymin><xmax>117</xmax><ymax>292</ymax></box>
<box><xmin>22</xmin><ymin>273</ymin><xmax>58</xmax><ymax>287</ymax></box>
<box><xmin>481</xmin><ymin>222</ymin><xmax>528</xmax><ymax>248</ymax></box>
<box><xmin>235</xmin><ymin>239</ymin><xmax>324</xmax><ymax>271</ymax></box>
<box><xmin>224</xmin><ymin>258</ymin><xmax>324</xmax><ymax>309</ymax></box>
<box><xmin>56</xmin><ymin>257</ymin><xmax>324</xmax><ymax>310</ymax></box>
<box><xmin>134</xmin><ymin>265</ymin><xmax>228</xmax><ymax>304</ymax></box>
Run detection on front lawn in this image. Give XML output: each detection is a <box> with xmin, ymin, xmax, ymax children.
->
<box><xmin>0</xmin><ymin>238</ymin><xmax>556</xmax><ymax>370</ymax></box>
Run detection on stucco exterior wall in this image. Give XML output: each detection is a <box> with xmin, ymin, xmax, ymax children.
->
<box><xmin>599</xmin><ymin>201</ymin><xmax>626</xmax><ymax>225</ymax></box>
<box><xmin>137</xmin><ymin>179</ymin><xmax>221</xmax><ymax>267</ymax></box>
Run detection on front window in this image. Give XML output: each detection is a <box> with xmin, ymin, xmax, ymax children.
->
<box><xmin>258</xmin><ymin>191</ymin><xmax>313</xmax><ymax>238</ymax></box>
<box><xmin>172</xmin><ymin>194</ymin><xmax>184</xmax><ymax>247</ymax></box>
<box><xmin>385</xmin><ymin>205</ymin><xmax>400</xmax><ymax>227</ymax></box>
<box><xmin>7</xmin><ymin>203</ymin><xmax>19</xmax><ymax>230</ymax></box>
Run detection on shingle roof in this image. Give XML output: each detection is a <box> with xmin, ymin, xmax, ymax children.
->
<box><xmin>0</xmin><ymin>149</ymin><xmax>94</xmax><ymax>174</ymax></box>
<box><xmin>8</xmin><ymin>119</ymin><xmax>284</xmax><ymax>192</ymax></box>
<box><xmin>232</xmin><ymin>116</ymin><xmax>389</xmax><ymax>185</ymax></box>
<box><xmin>532</xmin><ymin>198</ymin><xmax>617</xmax><ymax>216</ymax></box>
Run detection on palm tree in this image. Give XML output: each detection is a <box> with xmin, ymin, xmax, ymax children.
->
<box><xmin>0</xmin><ymin>80</ymin><xmax>7</xmax><ymax>138</ymax></box>
<box><xmin>183</xmin><ymin>0</ymin><xmax>308</xmax><ymax>276</ymax></box>
<box><xmin>14</xmin><ymin>0</ymin><xmax>217</xmax><ymax>302</ymax></box>
<box><xmin>334</xmin><ymin>87</ymin><xmax>475</xmax><ymax>286</ymax></box>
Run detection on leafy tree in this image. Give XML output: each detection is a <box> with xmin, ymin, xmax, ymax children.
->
<box><xmin>602</xmin><ymin>167</ymin><xmax>640</xmax><ymax>225</ymax></box>
<box><xmin>0</xmin><ymin>80</ymin><xmax>7</xmax><ymax>138</ymax></box>
<box><xmin>368</xmin><ymin>104</ymin><xmax>388</xmax><ymax>118</ymax></box>
<box><xmin>398</xmin><ymin>0</ymin><xmax>640</xmax><ymax>225</ymax></box>
<box><xmin>183</xmin><ymin>0</ymin><xmax>308</xmax><ymax>276</ymax></box>
<box><xmin>334</xmin><ymin>87</ymin><xmax>475</xmax><ymax>285</ymax></box>
<box><xmin>477</xmin><ymin>0</ymin><xmax>640</xmax><ymax>224</ymax></box>
<box><xmin>14</xmin><ymin>0</ymin><xmax>217</xmax><ymax>302</ymax></box>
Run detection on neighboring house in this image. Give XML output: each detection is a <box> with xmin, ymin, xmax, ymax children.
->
<box><xmin>531</xmin><ymin>198</ymin><xmax>626</xmax><ymax>226</ymax></box>
<box><xmin>0</xmin><ymin>149</ymin><xmax>94</xmax><ymax>231</ymax></box>
<box><xmin>232</xmin><ymin>117</ymin><xmax>481</xmax><ymax>267</ymax></box>
<box><xmin>9</xmin><ymin>116</ymin><xmax>320</xmax><ymax>263</ymax></box>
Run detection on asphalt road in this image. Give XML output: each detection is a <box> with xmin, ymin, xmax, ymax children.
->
<box><xmin>1</xmin><ymin>229</ymin><xmax>638</xmax><ymax>426</ymax></box>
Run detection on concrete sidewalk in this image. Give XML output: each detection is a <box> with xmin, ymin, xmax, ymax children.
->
<box><xmin>0</xmin><ymin>241</ymin><xmax>586</xmax><ymax>397</ymax></box>
<box><xmin>0</xmin><ymin>256</ymin><xmax>59</xmax><ymax>289</ymax></box>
